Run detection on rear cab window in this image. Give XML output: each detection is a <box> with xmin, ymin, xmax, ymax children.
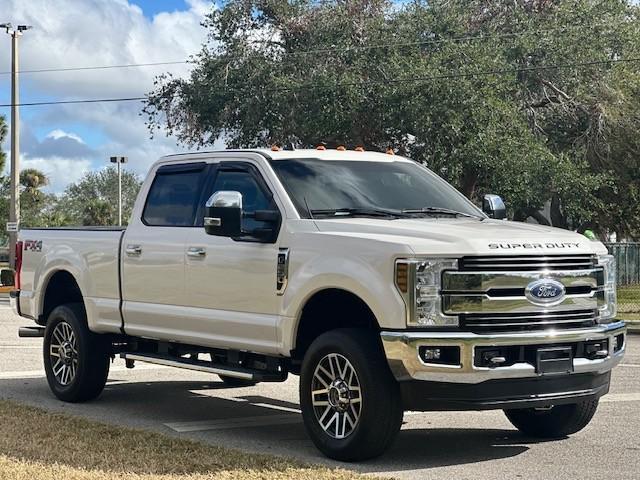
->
<box><xmin>142</xmin><ymin>162</ymin><xmax>208</xmax><ymax>227</ymax></box>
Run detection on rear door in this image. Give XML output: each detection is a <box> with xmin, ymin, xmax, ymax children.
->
<box><xmin>122</xmin><ymin>162</ymin><xmax>210</xmax><ymax>340</ymax></box>
<box><xmin>183</xmin><ymin>160</ymin><xmax>284</xmax><ymax>353</ymax></box>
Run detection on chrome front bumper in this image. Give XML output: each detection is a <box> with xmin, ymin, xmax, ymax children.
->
<box><xmin>381</xmin><ymin>321</ymin><xmax>626</xmax><ymax>384</ymax></box>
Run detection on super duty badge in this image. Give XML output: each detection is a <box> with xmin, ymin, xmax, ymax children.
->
<box><xmin>489</xmin><ymin>242</ymin><xmax>580</xmax><ymax>249</ymax></box>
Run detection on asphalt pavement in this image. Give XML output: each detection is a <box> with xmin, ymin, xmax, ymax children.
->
<box><xmin>1</xmin><ymin>298</ymin><xmax>639</xmax><ymax>479</ymax></box>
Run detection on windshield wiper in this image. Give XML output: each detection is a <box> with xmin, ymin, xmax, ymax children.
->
<box><xmin>310</xmin><ymin>207</ymin><xmax>410</xmax><ymax>219</ymax></box>
<box><xmin>402</xmin><ymin>207</ymin><xmax>482</xmax><ymax>219</ymax></box>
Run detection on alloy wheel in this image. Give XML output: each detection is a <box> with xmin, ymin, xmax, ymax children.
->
<box><xmin>49</xmin><ymin>321</ymin><xmax>78</xmax><ymax>386</ymax></box>
<box><xmin>311</xmin><ymin>353</ymin><xmax>362</xmax><ymax>439</ymax></box>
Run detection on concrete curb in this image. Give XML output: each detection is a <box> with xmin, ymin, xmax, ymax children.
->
<box><xmin>625</xmin><ymin>320</ymin><xmax>640</xmax><ymax>334</ymax></box>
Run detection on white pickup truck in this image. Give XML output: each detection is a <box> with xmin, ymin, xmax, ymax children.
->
<box><xmin>11</xmin><ymin>148</ymin><xmax>626</xmax><ymax>461</ymax></box>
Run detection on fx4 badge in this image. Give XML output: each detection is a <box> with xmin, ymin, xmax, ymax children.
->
<box><xmin>24</xmin><ymin>240</ymin><xmax>43</xmax><ymax>252</ymax></box>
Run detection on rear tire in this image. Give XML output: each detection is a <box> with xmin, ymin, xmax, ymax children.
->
<box><xmin>504</xmin><ymin>399</ymin><xmax>599</xmax><ymax>438</ymax></box>
<box><xmin>300</xmin><ymin>329</ymin><xmax>403</xmax><ymax>461</ymax></box>
<box><xmin>219</xmin><ymin>375</ymin><xmax>258</xmax><ymax>387</ymax></box>
<box><xmin>43</xmin><ymin>303</ymin><xmax>110</xmax><ymax>403</ymax></box>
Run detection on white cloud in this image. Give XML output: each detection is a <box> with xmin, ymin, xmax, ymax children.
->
<box><xmin>9</xmin><ymin>156</ymin><xmax>92</xmax><ymax>193</ymax></box>
<box><xmin>46</xmin><ymin>129</ymin><xmax>85</xmax><ymax>144</ymax></box>
<box><xmin>1</xmin><ymin>0</ymin><xmax>210</xmax><ymax>98</ymax></box>
<box><xmin>0</xmin><ymin>0</ymin><xmax>213</xmax><ymax>191</ymax></box>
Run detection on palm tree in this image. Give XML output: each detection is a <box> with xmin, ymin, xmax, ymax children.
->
<box><xmin>20</xmin><ymin>168</ymin><xmax>49</xmax><ymax>193</ymax></box>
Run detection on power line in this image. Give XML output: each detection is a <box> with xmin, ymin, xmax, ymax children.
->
<box><xmin>0</xmin><ymin>97</ymin><xmax>146</xmax><ymax>107</ymax></box>
<box><xmin>1</xmin><ymin>56</ymin><xmax>638</xmax><ymax>108</ymax></box>
<box><xmin>273</xmin><ymin>57</ymin><xmax>640</xmax><ymax>93</ymax></box>
<box><xmin>0</xmin><ymin>25</ymin><xmax>598</xmax><ymax>76</ymax></box>
<box><xmin>0</xmin><ymin>60</ymin><xmax>188</xmax><ymax>76</ymax></box>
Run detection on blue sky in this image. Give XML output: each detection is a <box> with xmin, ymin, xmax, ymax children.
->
<box><xmin>0</xmin><ymin>0</ymin><xmax>213</xmax><ymax>192</ymax></box>
<box><xmin>135</xmin><ymin>0</ymin><xmax>190</xmax><ymax>17</ymax></box>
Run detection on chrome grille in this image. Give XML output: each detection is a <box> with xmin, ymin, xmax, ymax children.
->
<box><xmin>461</xmin><ymin>310</ymin><xmax>597</xmax><ymax>333</ymax></box>
<box><xmin>445</xmin><ymin>255</ymin><xmax>603</xmax><ymax>332</ymax></box>
<box><xmin>459</xmin><ymin>254</ymin><xmax>597</xmax><ymax>271</ymax></box>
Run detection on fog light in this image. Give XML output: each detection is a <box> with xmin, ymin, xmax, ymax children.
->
<box><xmin>422</xmin><ymin>348</ymin><xmax>441</xmax><ymax>361</ymax></box>
<box><xmin>418</xmin><ymin>346</ymin><xmax>460</xmax><ymax>366</ymax></box>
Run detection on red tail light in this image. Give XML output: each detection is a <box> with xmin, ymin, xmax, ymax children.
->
<box><xmin>15</xmin><ymin>241</ymin><xmax>23</xmax><ymax>290</ymax></box>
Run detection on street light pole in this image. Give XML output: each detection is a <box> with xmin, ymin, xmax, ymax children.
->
<box><xmin>110</xmin><ymin>156</ymin><xmax>128</xmax><ymax>226</ymax></box>
<box><xmin>1</xmin><ymin>23</ymin><xmax>31</xmax><ymax>268</ymax></box>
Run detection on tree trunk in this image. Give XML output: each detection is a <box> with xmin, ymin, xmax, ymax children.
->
<box><xmin>460</xmin><ymin>169</ymin><xmax>479</xmax><ymax>200</ymax></box>
<box><xmin>527</xmin><ymin>208</ymin><xmax>551</xmax><ymax>226</ymax></box>
<box><xmin>550</xmin><ymin>194</ymin><xmax>568</xmax><ymax>229</ymax></box>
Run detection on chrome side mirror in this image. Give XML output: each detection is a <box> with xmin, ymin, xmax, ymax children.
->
<box><xmin>204</xmin><ymin>191</ymin><xmax>243</xmax><ymax>237</ymax></box>
<box><xmin>482</xmin><ymin>194</ymin><xmax>507</xmax><ymax>220</ymax></box>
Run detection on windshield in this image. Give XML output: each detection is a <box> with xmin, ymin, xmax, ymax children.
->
<box><xmin>270</xmin><ymin>158</ymin><xmax>483</xmax><ymax>219</ymax></box>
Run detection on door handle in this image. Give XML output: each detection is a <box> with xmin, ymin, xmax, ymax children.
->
<box><xmin>187</xmin><ymin>247</ymin><xmax>206</xmax><ymax>258</ymax></box>
<box><xmin>125</xmin><ymin>245</ymin><xmax>142</xmax><ymax>256</ymax></box>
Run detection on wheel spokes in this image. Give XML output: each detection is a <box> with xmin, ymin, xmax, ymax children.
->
<box><xmin>311</xmin><ymin>353</ymin><xmax>362</xmax><ymax>439</ymax></box>
<box><xmin>50</xmin><ymin>321</ymin><xmax>78</xmax><ymax>386</ymax></box>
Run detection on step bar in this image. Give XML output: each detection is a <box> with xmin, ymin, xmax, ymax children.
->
<box><xmin>18</xmin><ymin>326</ymin><xmax>45</xmax><ymax>338</ymax></box>
<box><xmin>120</xmin><ymin>352</ymin><xmax>287</xmax><ymax>382</ymax></box>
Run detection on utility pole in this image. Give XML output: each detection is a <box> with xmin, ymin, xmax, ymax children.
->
<box><xmin>1</xmin><ymin>23</ymin><xmax>31</xmax><ymax>268</ymax></box>
<box><xmin>110</xmin><ymin>156</ymin><xmax>128</xmax><ymax>226</ymax></box>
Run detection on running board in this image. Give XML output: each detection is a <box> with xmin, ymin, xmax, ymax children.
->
<box><xmin>120</xmin><ymin>352</ymin><xmax>287</xmax><ymax>382</ymax></box>
<box><xmin>19</xmin><ymin>326</ymin><xmax>45</xmax><ymax>338</ymax></box>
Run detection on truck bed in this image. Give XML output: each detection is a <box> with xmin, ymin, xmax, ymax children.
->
<box><xmin>17</xmin><ymin>227</ymin><xmax>126</xmax><ymax>334</ymax></box>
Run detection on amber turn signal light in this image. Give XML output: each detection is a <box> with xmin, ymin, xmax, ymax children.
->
<box><xmin>396</xmin><ymin>262</ymin><xmax>409</xmax><ymax>293</ymax></box>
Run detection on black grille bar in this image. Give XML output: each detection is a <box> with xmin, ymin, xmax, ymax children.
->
<box><xmin>459</xmin><ymin>255</ymin><xmax>597</xmax><ymax>272</ymax></box>
<box><xmin>461</xmin><ymin>310</ymin><xmax>597</xmax><ymax>333</ymax></box>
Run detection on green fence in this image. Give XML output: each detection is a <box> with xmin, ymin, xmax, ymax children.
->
<box><xmin>605</xmin><ymin>243</ymin><xmax>640</xmax><ymax>321</ymax></box>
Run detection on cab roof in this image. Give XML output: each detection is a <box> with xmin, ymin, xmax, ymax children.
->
<box><xmin>161</xmin><ymin>148</ymin><xmax>412</xmax><ymax>163</ymax></box>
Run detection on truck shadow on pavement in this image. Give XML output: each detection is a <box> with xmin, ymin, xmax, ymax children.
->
<box><xmin>1</xmin><ymin>376</ymin><xmax>555</xmax><ymax>473</ymax></box>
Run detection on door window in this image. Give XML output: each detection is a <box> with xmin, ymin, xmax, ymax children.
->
<box><xmin>210</xmin><ymin>169</ymin><xmax>273</xmax><ymax>232</ymax></box>
<box><xmin>143</xmin><ymin>163</ymin><xmax>206</xmax><ymax>226</ymax></box>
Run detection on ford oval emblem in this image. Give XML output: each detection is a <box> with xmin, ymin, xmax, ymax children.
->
<box><xmin>525</xmin><ymin>279</ymin><xmax>566</xmax><ymax>306</ymax></box>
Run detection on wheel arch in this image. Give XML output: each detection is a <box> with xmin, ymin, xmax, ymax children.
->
<box><xmin>38</xmin><ymin>269</ymin><xmax>85</xmax><ymax>325</ymax></box>
<box><xmin>290</xmin><ymin>287</ymin><xmax>381</xmax><ymax>365</ymax></box>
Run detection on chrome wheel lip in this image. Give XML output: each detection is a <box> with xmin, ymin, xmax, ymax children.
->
<box><xmin>311</xmin><ymin>353</ymin><xmax>362</xmax><ymax>440</ymax></box>
<box><xmin>49</xmin><ymin>321</ymin><xmax>78</xmax><ymax>386</ymax></box>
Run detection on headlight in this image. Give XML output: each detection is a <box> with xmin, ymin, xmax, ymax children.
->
<box><xmin>395</xmin><ymin>258</ymin><xmax>458</xmax><ymax>327</ymax></box>
<box><xmin>597</xmin><ymin>254</ymin><xmax>617</xmax><ymax>322</ymax></box>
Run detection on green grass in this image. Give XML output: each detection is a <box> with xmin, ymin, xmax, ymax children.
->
<box><xmin>618</xmin><ymin>285</ymin><xmax>640</xmax><ymax>302</ymax></box>
<box><xmin>0</xmin><ymin>400</ymin><xmax>388</xmax><ymax>480</ymax></box>
<box><xmin>617</xmin><ymin>285</ymin><xmax>640</xmax><ymax>317</ymax></box>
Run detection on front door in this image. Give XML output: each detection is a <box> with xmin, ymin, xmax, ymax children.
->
<box><xmin>184</xmin><ymin>161</ymin><xmax>283</xmax><ymax>354</ymax></box>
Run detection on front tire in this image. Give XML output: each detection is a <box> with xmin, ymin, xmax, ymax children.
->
<box><xmin>504</xmin><ymin>399</ymin><xmax>599</xmax><ymax>438</ymax></box>
<box><xmin>43</xmin><ymin>303</ymin><xmax>110</xmax><ymax>402</ymax></box>
<box><xmin>300</xmin><ymin>329</ymin><xmax>403</xmax><ymax>461</ymax></box>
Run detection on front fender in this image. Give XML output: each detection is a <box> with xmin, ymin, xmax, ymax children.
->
<box><xmin>279</xmin><ymin>244</ymin><xmax>409</xmax><ymax>354</ymax></box>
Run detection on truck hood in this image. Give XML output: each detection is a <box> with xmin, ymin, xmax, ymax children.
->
<box><xmin>313</xmin><ymin>217</ymin><xmax>608</xmax><ymax>256</ymax></box>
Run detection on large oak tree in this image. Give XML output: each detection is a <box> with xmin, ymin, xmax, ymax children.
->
<box><xmin>145</xmin><ymin>0</ymin><xmax>640</xmax><ymax>239</ymax></box>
